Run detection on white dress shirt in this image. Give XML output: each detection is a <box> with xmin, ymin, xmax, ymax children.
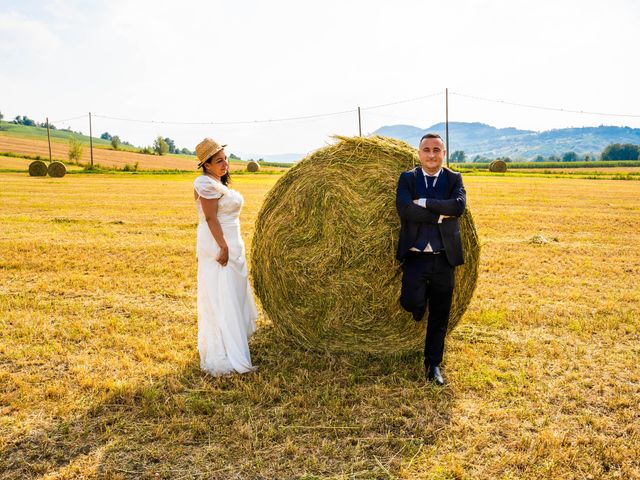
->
<box><xmin>410</xmin><ymin>168</ymin><xmax>445</xmax><ymax>252</ymax></box>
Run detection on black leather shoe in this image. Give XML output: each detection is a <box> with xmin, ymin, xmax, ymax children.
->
<box><xmin>426</xmin><ymin>365</ymin><xmax>445</xmax><ymax>386</ymax></box>
<box><xmin>412</xmin><ymin>307</ymin><xmax>426</xmax><ymax>322</ymax></box>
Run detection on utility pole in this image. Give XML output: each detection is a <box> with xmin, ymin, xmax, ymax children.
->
<box><xmin>89</xmin><ymin>112</ymin><xmax>94</xmax><ymax>168</ymax></box>
<box><xmin>445</xmin><ymin>88</ymin><xmax>450</xmax><ymax>168</ymax></box>
<box><xmin>46</xmin><ymin>117</ymin><xmax>52</xmax><ymax>162</ymax></box>
<box><xmin>357</xmin><ymin>107</ymin><xmax>362</xmax><ymax>137</ymax></box>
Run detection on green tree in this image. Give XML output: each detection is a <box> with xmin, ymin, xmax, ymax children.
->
<box><xmin>561</xmin><ymin>151</ymin><xmax>579</xmax><ymax>162</ymax></box>
<box><xmin>547</xmin><ymin>155</ymin><xmax>560</xmax><ymax>162</ymax></box>
<box><xmin>0</xmin><ymin>111</ymin><xmax>4</xmax><ymax>122</ymax></box>
<box><xmin>164</xmin><ymin>137</ymin><xmax>176</xmax><ymax>154</ymax></box>
<box><xmin>601</xmin><ymin>143</ymin><xmax>640</xmax><ymax>160</ymax></box>
<box><xmin>100</xmin><ymin>132</ymin><xmax>112</xmax><ymax>140</ymax></box>
<box><xmin>14</xmin><ymin>115</ymin><xmax>35</xmax><ymax>126</ymax></box>
<box><xmin>68</xmin><ymin>136</ymin><xmax>83</xmax><ymax>162</ymax></box>
<box><xmin>111</xmin><ymin>135</ymin><xmax>121</xmax><ymax>150</ymax></box>
<box><xmin>532</xmin><ymin>155</ymin><xmax>545</xmax><ymax>162</ymax></box>
<box><xmin>450</xmin><ymin>150</ymin><xmax>466</xmax><ymax>163</ymax></box>
<box><xmin>153</xmin><ymin>136</ymin><xmax>169</xmax><ymax>156</ymax></box>
<box><xmin>229</xmin><ymin>153</ymin><xmax>240</xmax><ymax>160</ymax></box>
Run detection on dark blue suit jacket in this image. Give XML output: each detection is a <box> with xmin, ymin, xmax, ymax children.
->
<box><xmin>395</xmin><ymin>167</ymin><xmax>466</xmax><ymax>265</ymax></box>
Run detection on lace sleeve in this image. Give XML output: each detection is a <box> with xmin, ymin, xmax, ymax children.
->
<box><xmin>194</xmin><ymin>176</ymin><xmax>224</xmax><ymax>200</ymax></box>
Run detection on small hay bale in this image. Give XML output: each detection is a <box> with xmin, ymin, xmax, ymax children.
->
<box><xmin>247</xmin><ymin>160</ymin><xmax>260</xmax><ymax>172</ymax></box>
<box><xmin>29</xmin><ymin>160</ymin><xmax>48</xmax><ymax>177</ymax></box>
<box><xmin>251</xmin><ymin>135</ymin><xmax>480</xmax><ymax>354</ymax></box>
<box><xmin>530</xmin><ymin>234</ymin><xmax>548</xmax><ymax>244</ymax></box>
<box><xmin>489</xmin><ymin>159</ymin><xmax>507</xmax><ymax>172</ymax></box>
<box><xmin>47</xmin><ymin>161</ymin><xmax>67</xmax><ymax>178</ymax></box>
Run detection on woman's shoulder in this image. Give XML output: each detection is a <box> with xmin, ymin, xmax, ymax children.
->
<box><xmin>194</xmin><ymin>175</ymin><xmax>231</xmax><ymax>199</ymax></box>
<box><xmin>194</xmin><ymin>174</ymin><xmax>213</xmax><ymax>187</ymax></box>
<box><xmin>194</xmin><ymin>175</ymin><xmax>227</xmax><ymax>190</ymax></box>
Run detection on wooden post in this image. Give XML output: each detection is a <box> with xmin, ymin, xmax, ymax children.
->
<box><xmin>445</xmin><ymin>88</ymin><xmax>450</xmax><ymax>168</ymax></box>
<box><xmin>358</xmin><ymin>107</ymin><xmax>362</xmax><ymax>137</ymax></box>
<box><xmin>89</xmin><ymin>112</ymin><xmax>94</xmax><ymax>168</ymax></box>
<box><xmin>46</xmin><ymin>117</ymin><xmax>52</xmax><ymax>162</ymax></box>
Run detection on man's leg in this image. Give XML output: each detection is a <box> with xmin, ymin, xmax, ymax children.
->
<box><xmin>424</xmin><ymin>255</ymin><xmax>455</xmax><ymax>369</ymax></box>
<box><xmin>400</xmin><ymin>254</ymin><xmax>428</xmax><ymax>321</ymax></box>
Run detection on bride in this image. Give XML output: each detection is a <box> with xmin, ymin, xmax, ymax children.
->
<box><xmin>193</xmin><ymin>138</ymin><xmax>258</xmax><ymax>376</ymax></box>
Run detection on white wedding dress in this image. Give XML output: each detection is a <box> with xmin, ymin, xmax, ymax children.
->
<box><xmin>194</xmin><ymin>175</ymin><xmax>258</xmax><ymax>375</ymax></box>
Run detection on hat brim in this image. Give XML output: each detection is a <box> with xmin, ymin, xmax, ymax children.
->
<box><xmin>196</xmin><ymin>144</ymin><xmax>227</xmax><ymax>169</ymax></box>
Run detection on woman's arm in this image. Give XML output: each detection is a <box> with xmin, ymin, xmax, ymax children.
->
<box><xmin>199</xmin><ymin>197</ymin><xmax>229</xmax><ymax>266</ymax></box>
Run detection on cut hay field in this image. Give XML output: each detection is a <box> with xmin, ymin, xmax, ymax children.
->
<box><xmin>0</xmin><ymin>135</ymin><xmax>287</xmax><ymax>173</ymax></box>
<box><xmin>0</xmin><ymin>155</ymin><xmax>84</xmax><ymax>173</ymax></box>
<box><xmin>0</xmin><ymin>134</ymin><xmax>196</xmax><ymax>170</ymax></box>
<box><xmin>510</xmin><ymin>166</ymin><xmax>640</xmax><ymax>174</ymax></box>
<box><xmin>1</xmin><ymin>172</ymin><xmax>639</xmax><ymax>479</ymax></box>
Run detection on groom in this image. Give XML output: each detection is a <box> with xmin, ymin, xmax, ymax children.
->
<box><xmin>395</xmin><ymin>133</ymin><xmax>466</xmax><ymax>385</ymax></box>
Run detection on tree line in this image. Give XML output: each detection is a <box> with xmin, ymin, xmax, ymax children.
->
<box><xmin>450</xmin><ymin>143</ymin><xmax>640</xmax><ymax>163</ymax></box>
<box><xmin>99</xmin><ymin>132</ymin><xmax>194</xmax><ymax>156</ymax></box>
<box><xmin>0</xmin><ymin>111</ymin><xmax>195</xmax><ymax>157</ymax></box>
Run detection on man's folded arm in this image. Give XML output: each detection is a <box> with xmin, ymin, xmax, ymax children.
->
<box><xmin>396</xmin><ymin>174</ymin><xmax>440</xmax><ymax>224</ymax></box>
<box><xmin>424</xmin><ymin>176</ymin><xmax>466</xmax><ymax>216</ymax></box>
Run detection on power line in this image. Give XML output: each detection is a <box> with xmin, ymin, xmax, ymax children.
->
<box><xmin>450</xmin><ymin>91</ymin><xmax>640</xmax><ymax>119</ymax></box>
<box><xmin>89</xmin><ymin>92</ymin><xmax>444</xmax><ymax>126</ymax></box>
<box><xmin>50</xmin><ymin>114</ymin><xmax>88</xmax><ymax>123</ymax></box>
<box><xmin>92</xmin><ymin>109</ymin><xmax>357</xmax><ymax>126</ymax></box>
<box><xmin>361</xmin><ymin>92</ymin><xmax>443</xmax><ymax>111</ymax></box>
<box><xmin>30</xmin><ymin>89</ymin><xmax>640</xmax><ymax>128</ymax></box>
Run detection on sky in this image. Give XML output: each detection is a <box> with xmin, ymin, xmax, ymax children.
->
<box><xmin>1</xmin><ymin>0</ymin><xmax>639</xmax><ymax>156</ymax></box>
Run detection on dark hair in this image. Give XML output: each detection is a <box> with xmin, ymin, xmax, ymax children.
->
<box><xmin>419</xmin><ymin>133</ymin><xmax>444</xmax><ymax>145</ymax></box>
<box><xmin>201</xmin><ymin>156</ymin><xmax>231</xmax><ymax>186</ymax></box>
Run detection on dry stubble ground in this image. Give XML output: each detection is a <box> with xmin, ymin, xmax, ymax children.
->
<box><xmin>0</xmin><ymin>172</ymin><xmax>638</xmax><ymax>479</ymax></box>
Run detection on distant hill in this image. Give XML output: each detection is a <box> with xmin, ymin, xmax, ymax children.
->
<box><xmin>372</xmin><ymin>122</ymin><xmax>640</xmax><ymax>159</ymax></box>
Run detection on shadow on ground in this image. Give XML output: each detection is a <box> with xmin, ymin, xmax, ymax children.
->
<box><xmin>1</xmin><ymin>326</ymin><xmax>454</xmax><ymax>479</ymax></box>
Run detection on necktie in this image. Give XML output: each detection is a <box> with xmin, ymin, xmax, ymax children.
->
<box><xmin>426</xmin><ymin>175</ymin><xmax>435</xmax><ymax>197</ymax></box>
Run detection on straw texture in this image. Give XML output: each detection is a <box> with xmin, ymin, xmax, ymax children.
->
<box><xmin>47</xmin><ymin>161</ymin><xmax>67</xmax><ymax>178</ymax></box>
<box><xmin>251</xmin><ymin>136</ymin><xmax>480</xmax><ymax>353</ymax></box>
<box><xmin>489</xmin><ymin>159</ymin><xmax>507</xmax><ymax>172</ymax></box>
<box><xmin>247</xmin><ymin>160</ymin><xmax>260</xmax><ymax>172</ymax></box>
<box><xmin>28</xmin><ymin>160</ymin><xmax>47</xmax><ymax>177</ymax></box>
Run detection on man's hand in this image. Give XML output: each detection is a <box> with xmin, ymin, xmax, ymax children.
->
<box><xmin>413</xmin><ymin>198</ymin><xmax>455</xmax><ymax>223</ymax></box>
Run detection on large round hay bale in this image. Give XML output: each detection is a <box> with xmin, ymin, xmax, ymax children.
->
<box><xmin>252</xmin><ymin>136</ymin><xmax>480</xmax><ymax>354</ymax></box>
<box><xmin>247</xmin><ymin>160</ymin><xmax>260</xmax><ymax>172</ymax></box>
<box><xmin>29</xmin><ymin>160</ymin><xmax>48</xmax><ymax>177</ymax></box>
<box><xmin>47</xmin><ymin>161</ymin><xmax>67</xmax><ymax>178</ymax></box>
<box><xmin>489</xmin><ymin>159</ymin><xmax>507</xmax><ymax>172</ymax></box>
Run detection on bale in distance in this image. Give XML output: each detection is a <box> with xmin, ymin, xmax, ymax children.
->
<box><xmin>251</xmin><ymin>135</ymin><xmax>480</xmax><ymax>354</ymax></box>
<box><xmin>29</xmin><ymin>160</ymin><xmax>48</xmax><ymax>177</ymax></box>
<box><xmin>47</xmin><ymin>161</ymin><xmax>67</xmax><ymax>178</ymax></box>
<box><xmin>247</xmin><ymin>160</ymin><xmax>260</xmax><ymax>172</ymax></box>
<box><xmin>489</xmin><ymin>159</ymin><xmax>507</xmax><ymax>172</ymax></box>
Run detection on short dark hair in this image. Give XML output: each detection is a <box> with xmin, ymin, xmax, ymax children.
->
<box><xmin>419</xmin><ymin>133</ymin><xmax>443</xmax><ymax>145</ymax></box>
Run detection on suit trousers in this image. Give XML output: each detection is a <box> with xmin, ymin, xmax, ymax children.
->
<box><xmin>400</xmin><ymin>251</ymin><xmax>454</xmax><ymax>367</ymax></box>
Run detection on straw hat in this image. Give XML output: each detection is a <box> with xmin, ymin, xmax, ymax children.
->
<box><xmin>196</xmin><ymin>138</ymin><xmax>227</xmax><ymax>168</ymax></box>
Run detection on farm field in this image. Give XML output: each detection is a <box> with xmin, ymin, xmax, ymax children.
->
<box><xmin>0</xmin><ymin>155</ymin><xmax>84</xmax><ymax>173</ymax></box>
<box><xmin>0</xmin><ymin>135</ymin><xmax>287</xmax><ymax>173</ymax></box>
<box><xmin>1</xmin><ymin>172</ymin><xmax>639</xmax><ymax>479</ymax></box>
<box><xmin>508</xmin><ymin>166</ymin><xmax>640</xmax><ymax>174</ymax></box>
